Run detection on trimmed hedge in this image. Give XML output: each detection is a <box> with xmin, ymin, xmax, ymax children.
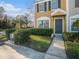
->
<box><xmin>14</xmin><ymin>28</ymin><xmax>53</xmax><ymax>45</ymax></box>
<box><xmin>30</xmin><ymin>28</ymin><xmax>53</xmax><ymax>36</ymax></box>
<box><xmin>14</xmin><ymin>30</ymin><xmax>31</xmax><ymax>45</ymax></box>
<box><xmin>5</xmin><ymin>29</ymin><xmax>16</xmax><ymax>40</ymax></box>
<box><xmin>63</xmin><ymin>32</ymin><xmax>79</xmax><ymax>42</ymax></box>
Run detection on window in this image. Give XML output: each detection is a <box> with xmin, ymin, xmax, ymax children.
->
<box><xmin>51</xmin><ymin>0</ymin><xmax>60</xmax><ymax>10</ymax></box>
<box><xmin>75</xmin><ymin>0</ymin><xmax>79</xmax><ymax>8</ymax></box>
<box><xmin>38</xmin><ymin>20</ymin><xmax>49</xmax><ymax>28</ymax></box>
<box><xmin>37</xmin><ymin>2</ymin><xmax>46</xmax><ymax>12</ymax></box>
<box><xmin>71</xmin><ymin>18</ymin><xmax>79</xmax><ymax>31</ymax></box>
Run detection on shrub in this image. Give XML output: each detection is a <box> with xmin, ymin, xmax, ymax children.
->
<box><xmin>14</xmin><ymin>29</ymin><xmax>31</xmax><ymax>45</ymax></box>
<box><xmin>30</xmin><ymin>28</ymin><xmax>53</xmax><ymax>36</ymax></box>
<box><xmin>63</xmin><ymin>32</ymin><xmax>79</xmax><ymax>42</ymax></box>
<box><xmin>5</xmin><ymin>29</ymin><xmax>16</xmax><ymax>40</ymax></box>
<box><xmin>65</xmin><ymin>41</ymin><xmax>79</xmax><ymax>59</ymax></box>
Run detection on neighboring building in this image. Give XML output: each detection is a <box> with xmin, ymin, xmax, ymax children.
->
<box><xmin>27</xmin><ymin>21</ymin><xmax>34</xmax><ymax>28</ymax></box>
<box><xmin>68</xmin><ymin>0</ymin><xmax>79</xmax><ymax>32</ymax></box>
<box><xmin>34</xmin><ymin>0</ymin><xmax>79</xmax><ymax>35</ymax></box>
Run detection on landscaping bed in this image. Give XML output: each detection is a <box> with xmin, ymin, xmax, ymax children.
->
<box><xmin>14</xmin><ymin>29</ymin><xmax>53</xmax><ymax>52</ymax></box>
<box><xmin>64</xmin><ymin>32</ymin><xmax>79</xmax><ymax>59</ymax></box>
<box><xmin>24</xmin><ymin>35</ymin><xmax>51</xmax><ymax>52</ymax></box>
<box><xmin>65</xmin><ymin>41</ymin><xmax>79</xmax><ymax>59</ymax></box>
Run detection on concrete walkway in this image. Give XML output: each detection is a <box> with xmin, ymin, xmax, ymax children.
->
<box><xmin>1</xmin><ymin>35</ymin><xmax>67</xmax><ymax>59</ymax></box>
<box><xmin>0</xmin><ymin>45</ymin><xmax>28</xmax><ymax>59</ymax></box>
<box><xmin>4</xmin><ymin>41</ymin><xmax>45</xmax><ymax>59</ymax></box>
<box><xmin>43</xmin><ymin>35</ymin><xmax>67</xmax><ymax>59</ymax></box>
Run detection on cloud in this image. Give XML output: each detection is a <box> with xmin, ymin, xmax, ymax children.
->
<box><xmin>0</xmin><ymin>1</ymin><xmax>34</xmax><ymax>20</ymax></box>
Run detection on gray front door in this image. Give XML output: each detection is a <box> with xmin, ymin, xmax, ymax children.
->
<box><xmin>55</xmin><ymin>19</ymin><xmax>63</xmax><ymax>34</ymax></box>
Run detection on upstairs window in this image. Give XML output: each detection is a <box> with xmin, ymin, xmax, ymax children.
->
<box><xmin>75</xmin><ymin>0</ymin><xmax>79</xmax><ymax>8</ymax></box>
<box><xmin>39</xmin><ymin>3</ymin><xmax>45</xmax><ymax>12</ymax></box>
<box><xmin>37</xmin><ymin>2</ymin><xmax>46</xmax><ymax>12</ymax></box>
<box><xmin>51</xmin><ymin>0</ymin><xmax>60</xmax><ymax>10</ymax></box>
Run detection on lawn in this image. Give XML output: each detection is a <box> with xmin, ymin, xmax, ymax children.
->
<box><xmin>65</xmin><ymin>41</ymin><xmax>79</xmax><ymax>59</ymax></box>
<box><xmin>0</xmin><ymin>35</ymin><xmax>7</xmax><ymax>41</ymax></box>
<box><xmin>24</xmin><ymin>35</ymin><xmax>51</xmax><ymax>52</ymax></box>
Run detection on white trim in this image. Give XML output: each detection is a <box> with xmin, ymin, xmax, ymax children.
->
<box><xmin>34</xmin><ymin>18</ymin><xmax>36</xmax><ymax>28</ymax></box>
<box><xmin>70</xmin><ymin>14</ymin><xmax>79</xmax><ymax>18</ymax></box>
<box><xmin>37</xmin><ymin>17</ymin><xmax>50</xmax><ymax>20</ymax></box>
<box><xmin>54</xmin><ymin>17</ymin><xmax>64</xmax><ymax>35</ymax></box>
<box><xmin>70</xmin><ymin>17</ymin><xmax>79</xmax><ymax>32</ymax></box>
<box><xmin>51</xmin><ymin>9</ymin><xmax>66</xmax><ymax>16</ymax></box>
<box><xmin>35</xmin><ymin>0</ymin><xmax>50</xmax><ymax>4</ymax></box>
<box><xmin>66</xmin><ymin>0</ymin><xmax>70</xmax><ymax>32</ymax></box>
<box><xmin>37</xmin><ymin>17</ymin><xmax>50</xmax><ymax>28</ymax></box>
<box><xmin>51</xmin><ymin>0</ymin><xmax>61</xmax><ymax>11</ymax></box>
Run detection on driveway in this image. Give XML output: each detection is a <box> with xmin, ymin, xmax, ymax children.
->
<box><xmin>0</xmin><ymin>41</ymin><xmax>45</xmax><ymax>59</ymax></box>
<box><xmin>0</xmin><ymin>45</ymin><xmax>29</xmax><ymax>59</ymax></box>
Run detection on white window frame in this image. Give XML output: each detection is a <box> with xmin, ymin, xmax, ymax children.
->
<box><xmin>37</xmin><ymin>17</ymin><xmax>50</xmax><ymax>28</ymax></box>
<box><xmin>70</xmin><ymin>17</ymin><xmax>79</xmax><ymax>32</ymax></box>
<box><xmin>39</xmin><ymin>2</ymin><xmax>45</xmax><ymax>12</ymax></box>
<box><xmin>51</xmin><ymin>0</ymin><xmax>59</xmax><ymax>11</ymax></box>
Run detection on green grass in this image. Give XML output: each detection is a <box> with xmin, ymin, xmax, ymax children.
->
<box><xmin>25</xmin><ymin>35</ymin><xmax>51</xmax><ymax>52</ymax></box>
<box><xmin>65</xmin><ymin>41</ymin><xmax>79</xmax><ymax>59</ymax></box>
<box><xmin>0</xmin><ymin>35</ymin><xmax>7</xmax><ymax>41</ymax></box>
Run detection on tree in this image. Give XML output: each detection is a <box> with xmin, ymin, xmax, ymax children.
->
<box><xmin>16</xmin><ymin>15</ymin><xmax>28</xmax><ymax>28</ymax></box>
<box><xmin>73</xmin><ymin>20</ymin><xmax>79</xmax><ymax>28</ymax></box>
<box><xmin>0</xmin><ymin>6</ymin><xmax>5</xmax><ymax>17</ymax></box>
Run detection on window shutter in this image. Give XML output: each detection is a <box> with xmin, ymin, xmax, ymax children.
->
<box><xmin>48</xmin><ymin>1</ymin><xmax>51</xmax><ymax>11</ymax></box>
<box><xmin>44</xmin><ymin>2</ymin><xmax>47</xmax><ymax>11</ymax></box>
<box><xmin>37</xmin><ymin>4</ymin><xmax>39</xmax><ymax>12</ymax></box>
<box><xmin>58</xmin><ymin>0</ymin><xmax>61</xmax><ymax>8</ymax></box>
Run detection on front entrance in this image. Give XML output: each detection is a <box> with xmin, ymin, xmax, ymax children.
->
<box><xmin>54</xmin><ymin>18</ymin><xmax>64</xmax><ymax>34</ymax></box>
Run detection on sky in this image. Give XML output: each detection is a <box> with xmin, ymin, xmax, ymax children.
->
<box><xmin>0</xmin><ymin>0</ymin><xmax>34</xmax><ymax>19</ymax></box>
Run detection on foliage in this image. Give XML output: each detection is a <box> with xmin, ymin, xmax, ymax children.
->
<box><xmin>16</xmin><ymin>15</ymin><xmax>28</xmax><ymax>28</ymax></box>
<box><xmin>63</xmin><ymin>32</ymin><xmax>79</xmax><ymax>42</ymax></box>
<box><xmin>65</xmin><ymin>41</ymin><xmax>79</xmax><ymax>59</ymax></box>
<box><xmin>28</xmin><ymin>35</ymin><xmax>51</xmax><ymax>52</ymax></box>
<box><xmin>29</xmin><ymin>28</ymin><xmax>53</xmax><ymax>36</ymax></box>
<box><xmin>14</xmin><ymin>28</ymin><xmax>53</xmax><ymax>46</ymax></box>
<box><xmin>73</xmin><ymin>20</ymin><xmax>79</xmax><ymax>28</ymax></box>
<box><xmin>14</xmin><ymin>29</ymin><xmax>31</xmax><ymax>45</ymax></box>
<box><xmin>0</xmin><ymin>6</ymin><xmax>5</xmax><ymax>15</ymax></box>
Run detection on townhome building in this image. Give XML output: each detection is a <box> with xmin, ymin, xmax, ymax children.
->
<box><xmin>68</xmin><ymin>0</ymin><xmax>79</xmax><ymax>32</ymax></box>
<box><xmin>34</xmin><ymin>0</ymin><xmax>79</xmax><ymax>35</ymax></box>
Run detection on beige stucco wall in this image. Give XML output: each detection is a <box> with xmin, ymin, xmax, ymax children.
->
<box><xmin>34</xmin><ymin>0</ymin><xmax>67</xmax><ymax>32</ymax></box>
<box><xmin>35</xmin><ymin>1</ymin><xmax>51</xmax><ymax>28</ymax></box>
<box><xmin>61</xmin><ymin>0</ymin><xmax>66</xmax><ymax>11</ymax></box>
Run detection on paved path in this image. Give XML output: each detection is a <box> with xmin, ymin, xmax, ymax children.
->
<box><xmin>0</xmin><ymin>45</ymin><xmax>29</xmax><ymax>59</ymax></box>
<box><xmin>4</xmin><ymin>41</ymin><xmax>45</xmax><ymax>59</ymax></box>
<box><xmin>43</xmin><ymin>35</ymin><xmax>67</xmax><ymax>59</ymax></box>
<box><xmin>0</xmin><ymin>35</ymin><xmax>67</xmax><ymax>59</ymax></box>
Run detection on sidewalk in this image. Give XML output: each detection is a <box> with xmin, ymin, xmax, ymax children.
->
<box><xmin>5</xmin><ymin>40</ymin><xmax>45</xmax><ymax>59</ymax></box>
<box><xmin>4</xmin><ymin>35</ymin><xmax>67</xmax><ymax>59</ymax></box>
<box><xmin>43</xmin><ymin>35</ymin><xmax>67</xmax><ymax>59</ymax></box>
